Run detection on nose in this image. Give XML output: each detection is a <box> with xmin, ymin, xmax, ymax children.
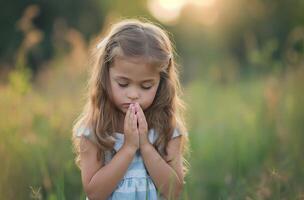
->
<box><xmin>127</xmin><ymin>88</ymin><xmax>140</xmax><ymax>100</ymax></box>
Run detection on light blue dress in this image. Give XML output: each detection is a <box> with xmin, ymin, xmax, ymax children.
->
<box><xmin>75</xmin><ymin>127</ymin><xmax>182</xmax><ymax>200</ymax></box>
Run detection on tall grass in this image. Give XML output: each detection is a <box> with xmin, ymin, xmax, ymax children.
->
<box><xmin>1</xmin><ymin>6</ymin><xmax>303</xmax><ymax>198</ymax></box>
<box><xmin>183</xmin><ymin>67</ymin><xmax>304</xmax><ymax>199</ymax></box>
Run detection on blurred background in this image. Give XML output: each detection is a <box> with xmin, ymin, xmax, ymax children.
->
<box><xmin>1</xmin><ymin>0</ymin><xmax>304</xmax><ymax>199</ymax></box>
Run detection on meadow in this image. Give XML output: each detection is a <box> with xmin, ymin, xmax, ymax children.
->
<box><xmin>1</xmin><ymin>1</ymin><xmax>304</xmax><ymax>199</ymax></box>
<box><xmin>1</xmin><ymin>48</ymin><xmax>303</xmax><ymax>199</ymax></box>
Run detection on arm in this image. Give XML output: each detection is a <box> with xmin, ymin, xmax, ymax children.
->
<box><xmin>80</xmin><ymin>105</ymin><xmax>139</xmax><ymax>200</ymax></box>
<box><xmin>134</xmin><ymin>102</ymin><xmax>184</xmax><ymax>199</ymax></box>
<box><xmin>140</xmin><ymin>136</ymin><xmax>184</xmax><ymax>200</ymax></box>
<box><xmin>79</xmin><ymin>137</ymin><xmax>136</xmax><ymax>200</ymax></box>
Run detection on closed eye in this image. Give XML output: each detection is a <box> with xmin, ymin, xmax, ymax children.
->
<box><xmin>118</xmin><ymin>82</ymin><xmax>152</xmax><ymax>90</ymax></box>
<box><xmin>142</xmin><ymin>86</ymin><xmax>152</xmax><ymax>90</ymax></box>
<box><xmin>118</xmin><ymin>83</ymin><xmax>128</xmax><ymax>87</ymax></box>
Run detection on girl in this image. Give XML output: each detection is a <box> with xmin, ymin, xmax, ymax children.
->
<box><xmin>72</xmin><ymin>19</ymin><xmax>189</xmax><ymax>200</ymax></box>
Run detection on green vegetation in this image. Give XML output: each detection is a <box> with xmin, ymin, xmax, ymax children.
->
<box><xmin>1</xmin><ymin>1</ymin><xmax>304</xmax><ymax>199</ymax></box>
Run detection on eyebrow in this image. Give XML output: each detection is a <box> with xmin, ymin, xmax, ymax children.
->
<box><xmin>114</xmin><ymin>76</ymin><xmax>156</xmax><ymax>83</ymax></box>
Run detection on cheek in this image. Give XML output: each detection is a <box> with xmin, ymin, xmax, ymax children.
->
<box><xmin>110</xmin><ymin>82</ymin><xmax>123</xmax><ymax>99</ymax></box>
<box><xmin>145</xmin><ymin>87</ymin><xmax>158</xmax><ymax>102</ymax></box>
<box><xmin>151</xmin><ymin>86</ymin><xmax>159</xmax><ymax>97</ymax></box>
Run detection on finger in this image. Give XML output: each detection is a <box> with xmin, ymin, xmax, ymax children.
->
<box><xmin>134</xmin><ymin>103</ymin><xmax>139</xmax><ymax>114</ymax></box>
<box><xmin>124</xmin><ymin>105</ymin><xmax>130</xmax><ymax>123</ymax></box>
<box><xmin>136</xmin><ymin>103</ymin><xmax>147</xmax><ymax>124</ymax></box>
<box><xmin>125</xmin><ymin>104</ymin><xmax>132</xmax><ymax>129</ymax></box>
<box><xmin>129</xmin><ymin>105</ymin><xmax>134</xmax><ymax>128</ymax></box>
<box><xmin>136</xmin><ymin>110</ymin><xmax>147</xmax><ymax>132</ymax></box>
<box><xmin>132</xmin><ymin>112</ymin><xmax>138</xmax><ymax>131</ymax></box>
<box><xmin>137</xmin><ymin>112</ymin><xmax>142</xmax><ymax>130</ymax></box>
<box><xmin>138</xmin><ymin>113</ymin><xmax>147</xmax><ymax>131</ymax></box>
<box><xmin>135</xmin><ymin>104</ymin><xmax>142</xmax><ymax>125</ymax></box>
<box><xmin>136</xmin><ymin>102</ymin><xmax>144</xmax><ymax>116</ymax></box>
<box><xmin>132</xmin><ymin>106</ymin><xmax>138</xmax><ymax>132</ymax></box>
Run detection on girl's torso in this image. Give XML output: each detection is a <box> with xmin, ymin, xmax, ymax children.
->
<box><xmin>76</xmin><ymin>127</ymin><xmax>181</xmax><ymax>200</ymax></box>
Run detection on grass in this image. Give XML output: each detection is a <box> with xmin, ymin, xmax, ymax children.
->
<box><xmin>0</xmin><ymin>54</ymin><xmax>303</xmax><ymax>199</ymax></box>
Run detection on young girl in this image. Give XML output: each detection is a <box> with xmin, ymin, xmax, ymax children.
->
<box><xmin>72</xmin><ymin>19</ymin><xmax>189</xmax><ymax>200</ymax></box>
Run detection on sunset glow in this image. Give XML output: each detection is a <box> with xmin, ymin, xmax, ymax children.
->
<box><xmin>147</xmin><ymin>0</ymin><xmax>218</xmax><ymax>25</ymax></box>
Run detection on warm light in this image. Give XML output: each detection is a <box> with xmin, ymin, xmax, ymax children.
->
<box><xmin>189</xmin><ymin>0</ymin><xmax>216</xmax><ymax>7</ymax></box>
<box><xmin>199</xmin><ymin>9</ymin><xmax>219</xmax><ymax>26</ymax></box>
<box><xmin>147</xmin><ymin>0</ymin><xmax>187</xmax><ymax>24</ymax></box>
<box><xmin>147</xmin><ymin>0</ymin><xmax>218</xmax><ymax>25</ymax></box>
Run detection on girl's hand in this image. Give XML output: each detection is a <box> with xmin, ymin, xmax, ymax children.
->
<box><xmin>123</xmin><ymin>104</ymin><xmax>140</xmax><ymax>152</ymax></box>
<box><xmin>134</xmin><ymin>102</ymin><xmax>150</xmax><ymax>148</ymax></box>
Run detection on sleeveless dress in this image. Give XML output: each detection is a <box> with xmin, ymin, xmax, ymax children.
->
<box><xmin>75</xmin><ymin>127</ymin><xmax>182</xmax><ymax>200</ymax></box>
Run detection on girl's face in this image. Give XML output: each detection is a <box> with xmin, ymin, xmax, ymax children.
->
<box><xmin>109</xmin><ymin>57</ymin><xmax>160</xmax><ymax>114</ymax></box>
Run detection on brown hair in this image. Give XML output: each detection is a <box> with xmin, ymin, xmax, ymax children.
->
<box><xmin>72</xmin><ymin>18</ymin><xmax>189</xmax><ymax>172</ymax></box>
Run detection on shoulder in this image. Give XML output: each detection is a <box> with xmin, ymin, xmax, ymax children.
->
<box><xmin>73</xmin><ymin>125</ymin><xmax>102</xmax><ymax>167</ymax></box>
<box><xmin>74</xmin><ymin>126</ymin><xmax>104</xmax><ymax>188</ymax></box>
<box><xmin>74</xmin><ymin>125</ymin><xmax>98</xmax><ymax>144</ymax></box>
<box><xmin>167</xmin><ymin>128</ymin><xmax>185</xmax><ymax>151</ymax></box>
<box><xmin>151</xmin><ymin>127</ymin><xmax>187</xmax><ymax>141</ymax></box>
<box><xmin>171</xmin><ymin>128</ymin><xmax>184</xmax><ymax>139</ymax></box>
<box><xmin>164</xmin><ymin>129</ymin><xmax>186</xmax><ymax>183</ymax></box>
<box><xmin>165</xmin><ymin>127</ymin><xmax>188</xmax><ymax>161</ymax></box>
<box><xmin>74</xmin><ymin>126</ymin><xmax>100</xmax><ymax>158</ymax></box>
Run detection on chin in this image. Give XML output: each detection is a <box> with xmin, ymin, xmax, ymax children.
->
<box><xmin>120</xmin><ymin>108</ymin><xmax>128</xmax><ymax>114</ymax></box>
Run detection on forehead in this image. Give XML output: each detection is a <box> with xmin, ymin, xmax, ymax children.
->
<box><xmin>110</xmin><ymin>57</ymin><xmax>160</xmax><ymax>81</ymax></box>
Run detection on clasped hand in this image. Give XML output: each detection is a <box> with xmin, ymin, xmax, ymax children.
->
<box><xmin>123</xmin><ymin>102</ymin><xmax>150</xmax><ymax>151</ymax></box>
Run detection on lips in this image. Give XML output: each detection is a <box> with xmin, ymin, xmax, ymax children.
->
<box><xmin>122</xmin><ymin>103</ymin><xmax>132</xmax><ymax>108</ymax></box>
<box><xmin>122</xmin><ymin>103</ymin><xmax>137</xmax><ymax>110</ymax></box>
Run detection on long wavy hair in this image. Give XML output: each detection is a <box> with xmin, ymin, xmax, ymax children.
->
<box><xmin>72</xmin><ymin>19</ymin><xmax>189</xmax><ymax>172</ymax></box>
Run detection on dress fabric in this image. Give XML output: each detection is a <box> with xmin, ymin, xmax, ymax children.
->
<box><xmin>75</xmin><ymin>127</ymin><xmax>182</xmax><ymax>200</ymax></box>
